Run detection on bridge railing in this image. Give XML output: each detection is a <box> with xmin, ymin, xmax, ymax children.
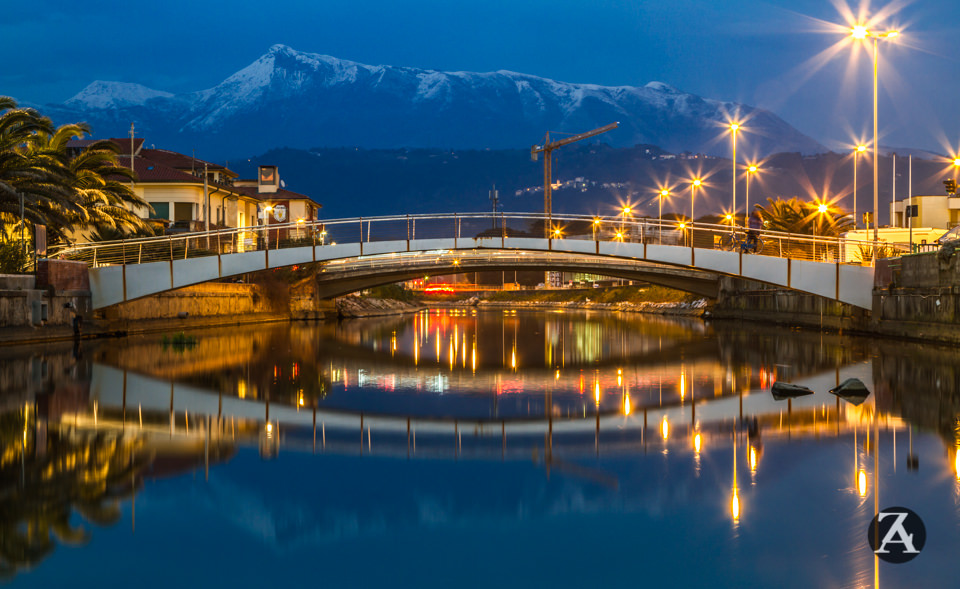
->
<box><xmin>47</xmin><ymin>212</ymin><xmax>903</xmax><ymax>267</ymax></box>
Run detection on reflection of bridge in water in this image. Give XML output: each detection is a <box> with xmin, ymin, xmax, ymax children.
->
<box><xmin>84</xmin><ymin>360</ymin><xmax>901</xmax><ymax>460</ymax></box>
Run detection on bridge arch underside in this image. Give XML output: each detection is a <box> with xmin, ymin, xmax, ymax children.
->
<box><xmin>87</xmin><ymin>237</ymin><xmax>875</xmax><ymax>309</ymax></box>
<box><xmin>316</xmin><ymin>251</ymin><xmax>721</xmax><ymax>299</ymax></box>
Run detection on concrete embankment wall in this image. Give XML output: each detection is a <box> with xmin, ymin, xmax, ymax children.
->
<box><xmin>867</xmin><ymin>251</ymin><xmax>960</xmax><ymax>344</ymax></box>
<box><xmin>710</xmin><ymin>277</ymin><xmax>868</xmax><ymax>332</ymax></box>
<box><xmin>713</xmin><ymin>250</ymin><xmax>960</xmax><ymax>345</ymax></box>
<box><xmin>100</xmin><ymin>282</ymin><xmax>273</xmax><ymax>321</ymax></box>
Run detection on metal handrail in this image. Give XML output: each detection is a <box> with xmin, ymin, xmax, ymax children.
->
<box><xmin>47</xmin><ymin>212</ymin><xmax>899</xmax><ymax>268</ymax></box>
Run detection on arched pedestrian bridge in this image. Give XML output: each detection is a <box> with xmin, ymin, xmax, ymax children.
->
<box><xmin>50</xmin><ymin>213</ymin><xmax>886</xmax><ymax>310</ymax></box>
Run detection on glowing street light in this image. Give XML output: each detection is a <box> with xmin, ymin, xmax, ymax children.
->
<box><xmin>658</xmin><ymin>189</ymin><xmax>670</xmax><ymax>241</ymax></box>
<box><xmin>621</xmin><ymin>205</ymin><xmax>633</xmax><ymax>238</ymax></box>
<box><xmin>849</xmin><ymin>25</ymin><xmax>900</xmax><ymax>245</ymax></box>
<box><xmin>746</xmin><ymin>164</ymin><xmax>759</xmax><ymax>223</ymax></box>
<box><xmin>592</xmin><ymin>217</ymin><xmax>601</xmax><ymax>240</ymax></box>
<box><xmin>729</xmin><ymin>122</ymin><xmax>741</xmax><ymax>225</ymax></box>
<box><xmin>853</xmin><ymin>144</ymin><xmax>867</xmax><ymax>229</ymax></box>
<box><xmin>690</xmin><ymin>178</ymin><xmax>702</xmax><ymax>246</ymax></box>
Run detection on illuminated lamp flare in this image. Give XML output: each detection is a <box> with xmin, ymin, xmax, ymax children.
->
<box><xmin>851</xmin><ymin>25</ymin><xmax>868</xmax><ymax>39</ymax></box>
<box><xmin>818</xmin><ymin>203</ymin><xmax>828</xmax><ymax>214</ymax></box>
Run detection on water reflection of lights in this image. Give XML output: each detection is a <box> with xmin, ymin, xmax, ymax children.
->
<box><xmin>623</xmin><ymin>393</ymin><xmax>632</xmax><ymax>416</ymax></box>
<box><xmin>749</xmin><ymin>446</ymin><xmax>757</xmax><ymax>473</ymax></box>
<box><xmin>694</xmin><ymin>432</ymin><xmax>702</xmax><ymax>454</ymax></box>
<box><xmin>594</xmin><ymin>381</ymin><xmax>601</xmax><ymax>407</ymax></box>
<box><xmin>731</xmin><ymin>489</ymin><xmax>741</xmax><ymax>521</ymax></box>
<box><xmin>661</xmin><ymin>417</ymin><xmax>669</xmax><ymax>440</ymax></box>
<box><xmin>857</xmin><ymin>469</ymin><xmax>867</xmax><ymax>497</ymax></box>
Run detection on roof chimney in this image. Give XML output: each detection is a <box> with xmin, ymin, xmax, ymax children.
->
<box><xmin>258</xmin><ymin>165</ymin><xmax>279</xmax><ymax>193</ymax></box>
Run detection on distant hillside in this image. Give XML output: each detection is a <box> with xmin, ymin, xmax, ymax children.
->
<box><xmin>42</xmin><ymin>44</ymin><xmax>825</xmax><ymax>159</ymax></box>
<box><xmin>233</xmin><ymin>144</ymin><xmax>952</xmax><ymax>224</ymax></box>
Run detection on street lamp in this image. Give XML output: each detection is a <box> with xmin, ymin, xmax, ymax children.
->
<box><xmin>690</xmin><ymin>178</ymin><xmax>702</xmax><ymax>246</ymax></box>
<box><xmin>658</xmin><ymin>189</ymin><xmax>669</xmax><ymax>241</ymax></box>
<box><xmin>621</xmin><ymin>206</ymin><xmax>632</xmax><ymax>238</ymax></box>
<box><xmin>592</xmin><ymin>217</ymin><xmax>601</xmax><ymax>241</ymax></box>
<box><xmin>746</xmin><ymin>164</ymin><xmax>758</xmax><ymax>225</ymax></box>
<box><xmin>729</xmin><ymin>123</ymin><xmax>741</xmax><ymax>226</ymax></box>
<box><xmin>853</xmin><ymin>144</ymin><xmax>867</xmax><ymax>229</ymax></box>
<box><xmin>850</xmin><ymin>25</ymin><xmax>900</xmax><ymax>244</ymax></box>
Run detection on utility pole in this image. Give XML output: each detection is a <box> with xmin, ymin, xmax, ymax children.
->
<box><xmin>129</xmin><ymin>123</ymin><xmax>136</xmax><ymax>191</ymax></box>
<box><xmin>489</xmin><ymin>184</ymin><xmax>499</xmax><ymax>230</ymax></box>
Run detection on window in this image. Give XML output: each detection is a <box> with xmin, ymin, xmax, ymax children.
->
<box><xmin>150</xmin><ymin>202</ymin><xmax>169</xmax><ymax>220</ymax></box>
<box><xmin>174</xmin><ymin>202</ymin><xmax>193</xmax><ymax>221</ymax></box>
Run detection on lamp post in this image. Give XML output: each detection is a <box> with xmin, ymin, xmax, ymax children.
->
<box><xmin>621</xmin><ymin>206</ymin><xmax>632</xmax><ymax>241</ymax></box>
<box><xmin>658</xmin><ymin>189</ymin><xmax>669</xmax><ymax>242</ymax></box>
<box><xmin>592</xmin><ymin>218</ymin><xmax>601</xmax><ymax>241</ymax></box>
<box><xmin>730</xmin><ymin>123</ymin><xmax>740</xmax><ymax>226</ymax></box>
<box><xmin>746</xmin><ymin>164</ymin><xmax>758</xmax><ymax>225</ymax></box>
<box><xmin>850</xmin><ymin>25</ymin><xmax>899</xmax><ymax>245</ymax></box>
<box><xmin>853</xmin><ymin>145</ymin><xmax>866</xmax><ymax>229</ymax></box>
<box><xmin>816</xmin><ymin>201</ymin><xmax>828</xmax><ymax>260</ymax></box>
<box><xmin>690</xmin><ymin>178</ymin><xmax>702</xmax><ymax>246</ymax></box>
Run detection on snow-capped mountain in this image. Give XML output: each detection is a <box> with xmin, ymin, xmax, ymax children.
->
<box><xmin>45</xmin><ymin>44</ymin><xmax>826</xmax><ymax>158</ymax></box>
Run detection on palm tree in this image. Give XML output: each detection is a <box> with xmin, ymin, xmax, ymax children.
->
<box><xmin>29</xmin><ymin>123</ymin><xmax>155</xmax><ymax>244</ymax></box>
<box><xmin>755</xmin><ymin>197</ymin><xmax>853</xmax><ymax>237</ymax></box>
<box><xmin>0</xmin><ymin>97</ymin><xmax>80</xmax><ymax>245</ymax></box>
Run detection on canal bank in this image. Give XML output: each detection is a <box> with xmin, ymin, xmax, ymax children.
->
<box><xmin>711</xmin><ymin>250</ymin><xmax>960</xmax><ymax>346</ymax></box>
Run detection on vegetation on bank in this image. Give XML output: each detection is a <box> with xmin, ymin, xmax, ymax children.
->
<box><xmin>1</xmin><ymin>97</ymin><xmax>152</xmax><ymax>273</ymax></box>
<box><xmin>482</xmin><ymin>285</ymin><xmax>700</xmax><ymax>305</ymax></box>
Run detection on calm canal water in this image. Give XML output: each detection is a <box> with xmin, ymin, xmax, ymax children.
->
<box><xmin>2</xmin><ymin>308</ymin><xmax>959</xmax><ymax>587</ymax></box>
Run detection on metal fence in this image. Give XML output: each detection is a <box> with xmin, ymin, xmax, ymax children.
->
<box><xmin>47</xmin><ymin>212</ymin><xmax>906</xmax><ymax>268</ymax></box>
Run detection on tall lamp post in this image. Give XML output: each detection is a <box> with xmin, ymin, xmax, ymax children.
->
<box><xmin>729</xmin><ymin>123</ymin><xmax>740</xmax><ymax>226</ymax></box>
<box><xmin>851</xmin><ymin>25</ymin><xmax>899</xmax><ymax>245</ymax></box>
<box><xmin>691</xmin><ymin>178</ymin><xmax>702</xmax><ymax>246</ymax></box>
<box><xmin>746</xmin><ymin>164</ymin><xmax>758</xmax><ymax>223</ymax></box>
<box><xmin>621</xmin><ymin>206</ymin><xmax>632</xmax><ymax>240</ymax></box>
<box><xmin>658</xmin><ymin>189</ymin><xmax>669</xmax><ymax>242</ymax></box>
<box><xmin>853</xmin><ymin>144</ymin><xmax>867</xmax><ymax>229</ymax></box>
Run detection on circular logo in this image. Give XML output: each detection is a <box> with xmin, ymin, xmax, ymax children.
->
<box><xmin>867</xmin><ymin>506</ymin><xmax>926</xmax><ymax>563</ymax></box>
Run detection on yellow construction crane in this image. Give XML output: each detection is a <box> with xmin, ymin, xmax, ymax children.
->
<box><xmin>531</xmin><ymin>122</ymin><xmax>619</xmax><ymax>236</ymax></box>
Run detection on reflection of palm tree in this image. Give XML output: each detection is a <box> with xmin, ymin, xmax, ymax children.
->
<box><xmin>0</xmin><ymin>413</ymin><xmax>148</xmax><ymax>579</ymax></box>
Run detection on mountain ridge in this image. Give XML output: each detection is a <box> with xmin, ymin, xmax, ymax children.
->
<box><xmin>43</xmin><ymin>44</ymin><xmax>827</xmax><ymax>159</ymax></box>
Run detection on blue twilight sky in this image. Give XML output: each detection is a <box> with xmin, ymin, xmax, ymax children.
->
<box><xmin>3</xmin><ymin>0</ymin><xmax>960</xmax><ymax>154</ymax></box>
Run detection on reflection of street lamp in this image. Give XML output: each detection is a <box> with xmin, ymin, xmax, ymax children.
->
<box><xmin>853</xmin><ymin>145</ymin><xmax>867</xmax><ymax>229</ymax></box>
<box><xmin>658</xmin><ymin>189</ymin><xmax>669</xmax><ymax>241</ymax></box>
<box><xmin>850</xmin><ymin>25</ymin><xmax>900</xmax><ymax>243</ymax></box>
